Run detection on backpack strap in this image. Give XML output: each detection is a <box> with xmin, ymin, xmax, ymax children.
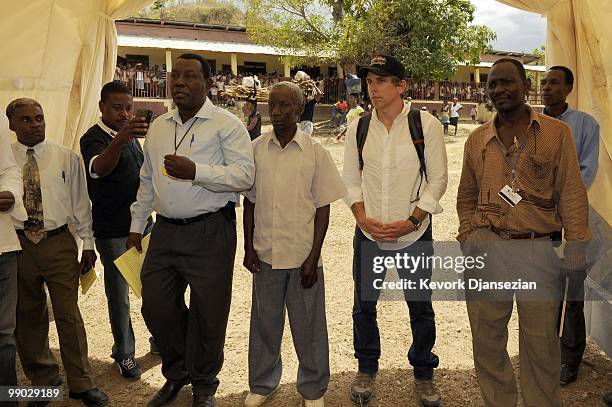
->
<box><xmin>356</xmin><ymin>113</ymin><xmax>372</xmax><ymax>171</ymax></box>
<box><xmin>407</xmin><ymin>108</ymin><xmax>427</xmax><ymax>182</ymax></box>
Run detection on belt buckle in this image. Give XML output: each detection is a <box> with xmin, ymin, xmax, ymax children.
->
<box><xmin>177</xmin><ymin>218</ymin><xmax>189</xmax><ymax>225</ymax></box>
<box><xmin>500</xmin><ymin>230</ymin><xmax>511</xmax><ymax>240</ymax></box>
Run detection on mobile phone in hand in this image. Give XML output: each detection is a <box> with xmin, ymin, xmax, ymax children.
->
<box><xmin>136</xmin><ymin>109</ymin><xmax>153</xmax><ymax>125</ymax></box>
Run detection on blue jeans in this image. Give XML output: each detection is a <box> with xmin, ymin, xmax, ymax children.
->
<box><xmin>0</xmin><ymin>252</ymin><xmax>18</xmax><ymax>391</ymax></box>
<box><xmin>96</xmin><ymin>237</ymin><xmax>136</xmax><ymax>361</ymax></box>
<box><xmin>352</xmin><ymin>225</ymin><xmax>439</xmax><ymax>379</ymax></box>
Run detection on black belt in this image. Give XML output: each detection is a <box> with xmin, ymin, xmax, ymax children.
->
<box><xmin>17</xmin><ymin>224</ymin><xmax>68</xmax><ymax>238</ymax></box>
<box><xmin>489</xmin><ymin>225</ymin><xmax>553</xmax><ymax>240</ymax></box>
<box><xmin>158</xmin><ymin>202</ymin><xmax>236</xmax><ymax>225</ymax></box>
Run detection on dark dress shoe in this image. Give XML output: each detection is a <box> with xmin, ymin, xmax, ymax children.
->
<box><xmin>193</xmin><ymin>394</ymin><xmax>215</xmax><ymax>407</ymax></box>
<box><xmin>560</xmin><ymin>364</ymin><xmax>578</xmax><ymax>386</ymax></box>
<box><xmin>68</xmin><ymin>388</ymin><xmax>109</xmax><ymax>406</ymax></box>
<box><xmin>603</xmin><ymin>392</ymin><xmax>612</xmax><ymax>407</ymax></box>
<box><xmin>148</xmin><ymin>380</ymin><xmax>190</xmax><ymax>407</ymax></box>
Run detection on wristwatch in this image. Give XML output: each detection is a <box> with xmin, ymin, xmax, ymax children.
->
<box><xmin>407</xmin><ymin>216</ymin><xmax>422</xmax><ymax>230</ymax></box>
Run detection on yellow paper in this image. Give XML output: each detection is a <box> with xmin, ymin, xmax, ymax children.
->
<box><xmin>162</xmin><ymin>165</ymin><xmax>179</xmax><ymax>180</ymax></box>
<box><xmin>113</xmin><ymin>234</ymin><xmax>151</xmax><ymax>298</ymax></box>
<box><xmin>79</xmin><ymin>268</ymin><xmax>97</xmax><ymax>295</ymax></box>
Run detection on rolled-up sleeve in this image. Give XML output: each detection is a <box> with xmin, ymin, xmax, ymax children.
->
<box><xmin>341</xmin><ymin>121</ymin><xmax>364</xmax><ymax>208</ymax></box>
<box><xmin>417</xmin><ymin>113</ymin><xmax>447</xmax><ymax>215</ymax></box>
<box><xmin>193</xmin><ymin>118</ymin><xmax>255</xmax><ymax>192</ymax></box>
<box><xmin>130</xmin><ymin>140</ymin><xmax>154</xmax><ymax>234</ymax></box>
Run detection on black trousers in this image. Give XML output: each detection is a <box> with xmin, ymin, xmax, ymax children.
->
<box><xmin>141</xmin><ymin>211</ymin><xmax>236</xmax><ymax>396</ymax></box>
<box><xmin>352</xmin><ymin>225</ymin><xmax>439</xmax><ymax>379</ymax></box>
<box><xmin>560</xmin><ymin>275</ymin><xmax>586</xmax><ymax>371</ymax></box>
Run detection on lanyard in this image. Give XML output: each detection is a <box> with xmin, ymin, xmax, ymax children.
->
<box><xmin>495</xmin><ymin>130</ymin><xmax>530</xmax><ymax>193</ymax></box>
<box><xmin>173</xmin><ymin>119</ymin><xmax>198</xmax><ymax>154</ymax></box>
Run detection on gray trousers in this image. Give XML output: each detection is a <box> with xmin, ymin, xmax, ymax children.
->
<box><xmin>95</xmin><ymin>237</ymin><xmax>136</xmax><ymax>361</ymax></box>
<box><xmin>464</xmin><ymin>228</ymin><xmax>562</xmax><ymax>407</ymax></box>
<box><xmin>0</xmin><ymin>252</ymin><xmax>18</xmax><ymax>394</ymax></box>
<box><xmin>141</xmin><ymin>212</ymin><xmax>236</xmax><ymax>396</ymax></box>
<box><xmin>249</xmin><ymin>261</ymin><xmax>329</xmax><ymax>400</ymax></box>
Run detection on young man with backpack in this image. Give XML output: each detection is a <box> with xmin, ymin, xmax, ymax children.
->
<box><xmin>342</xmin><ymin>54</ymin><xmax>448</xmax><ymax>406</ymax></box>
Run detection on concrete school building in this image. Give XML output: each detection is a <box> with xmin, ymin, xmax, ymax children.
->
<box><xmin>115</xmin><ymin>18</ymin><xmax>545</xmax><ymax>119</ymax></box>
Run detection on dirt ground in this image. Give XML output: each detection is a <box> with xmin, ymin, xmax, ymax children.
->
<box><xmin>17</xmin><ymin>122</ymin><xmax>611</xmax><ymax>406</ymax></box>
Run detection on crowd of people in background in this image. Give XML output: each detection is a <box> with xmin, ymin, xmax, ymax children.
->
<box><xmin>113</xmin><ymin>62</ymin><xmax>544</xmax><ymax>108</ymax></box>
<box><xmin>114</xmin><ymin>62</ymin><xmax>168</xmax><ymax>98</ymax></box>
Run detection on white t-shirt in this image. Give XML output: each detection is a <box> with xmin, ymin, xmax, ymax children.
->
<box><xmin>450</xmin><ymin>103</ymin><xmax>463</xmax><ymax>118</ymax></box>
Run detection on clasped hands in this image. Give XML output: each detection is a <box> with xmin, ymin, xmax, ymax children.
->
<box><xmin>358</xmin><ymin>216</ymin><xmax>417</xmax><ymax>241</ymax></box>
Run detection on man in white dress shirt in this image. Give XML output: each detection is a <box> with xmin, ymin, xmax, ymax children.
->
<box><xmin>242</xmin><ymin>82</ymin><xmax>346</xmax><ymax>407</ymax></box>
<box><xmin>7</xmin><ymin>98</ymin><xmax>108</xmax><ymax>406</ymax></box>
<box><xmin>127</xmin><ymin>53</ymin><xmax>254</xmax><ymax>407</ymax></box>
<box><xmin>342</xmin><ymin>55</ymin><xmax>448</xmax><ymax>406</ymax></box>
<box><xmin>0</xmin><ymin>113</ymin><xmax>27</xmax><ymax>405</ymax></box>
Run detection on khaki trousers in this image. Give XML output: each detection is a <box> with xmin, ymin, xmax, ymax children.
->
<box><xmin>464</xmin><ymin>228</ymin><xmax>562</xmax><ymax>407</ymax></box>
<box><xmin>16</xmin><ymin>230</ymin><xmax>94</xmax><ymax>393</ymax></box>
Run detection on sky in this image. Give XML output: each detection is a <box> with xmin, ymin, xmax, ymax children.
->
<box><xmin>471</xmin><ymin>0</ymin><xmax>546</xmax><ymax>53</ymax></box>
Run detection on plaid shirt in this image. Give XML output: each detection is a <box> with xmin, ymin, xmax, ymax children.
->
<box><xmin>457</xmin><ymin>105</ymin><xmax>590</xmax><ymax>269</ymax></box>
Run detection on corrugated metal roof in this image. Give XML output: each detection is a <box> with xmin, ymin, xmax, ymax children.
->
<box><xmin>471</xmin><ymin>61</ymin><xmax>546</xmax><ymax>72</ymax></box>
<box><xmin>117</xmin><ymin>34</ymin><xmax>283</xmax><ymax>56</ymax></box>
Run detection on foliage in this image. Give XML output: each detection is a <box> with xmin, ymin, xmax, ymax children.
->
<box><xmin>244</xmin><ymin>0</ymin><xmax>391</xmax><ymax>70</ymax></box>
<box><xmin>389</xmin><ymin>0</ymin><xmax>496</xmax><ymax>80</ymax></box>
<box><xmin>151</xmin><ymin>0</ymin><xmax>168</xmax><ymax>9</ymax></box>
<box><xmin>244</xmin><ymin>0</ymin><xmax>495</xmax><ymax>79</ymax></box>
<box><xmin>134</xmin><ymin>0</ymin><xmax>245</xmax><ymax>26</ymax></box>
<box><xmin>532</xmin><ymin>45</ymin><xmax>545</xmax><ymax>65</ymax></box>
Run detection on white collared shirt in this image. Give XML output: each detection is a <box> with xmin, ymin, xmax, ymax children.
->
<box><xmin>130</xmin><ymin>98</ymin><xmax>255</xmax><ymax>233</ymax></box>
<box><xmin>244</xmin><ymin>129</ymin><xmax>347</xmax><ymax>269</ymax></box>
<box><xmin>450</xmin><ymin>103</ymin><xmax>463</xmax><ymax>118</ymax></box>
<box><xmin>342</xmin><ymin>104</ymin><xmax>448</xmax><ymax>248</ymax></box>
<box><xmin>0</xmin><ymin>117</ymin><xmax>27</xmax><ymax>254</ymax></box>
<box><xmin>88</xmin><ymin>119</ymin><xmax>117</xmax><ymax>179</ymax></box>
<box><xmin>11</xmin><ymin>140</ymin><xmax>94</xmax><ymax>250</ymax></box>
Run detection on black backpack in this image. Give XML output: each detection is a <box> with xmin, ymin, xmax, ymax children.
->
<box><xmin>356</xmin><ymin>108</ymin><xmax>427</xmax><ymax>196</ymax></box>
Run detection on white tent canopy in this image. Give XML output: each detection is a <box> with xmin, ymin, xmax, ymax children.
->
<box><xmin>0</xmin><ymin>0</ymin><xmax>153</xmax><ymax>150</ymax></box>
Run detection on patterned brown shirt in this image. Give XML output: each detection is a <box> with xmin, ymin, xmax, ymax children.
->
<box><xmin>457</xmin><ymin>106</ymin><xmax>590</xmax><ymax>269</ymax></box>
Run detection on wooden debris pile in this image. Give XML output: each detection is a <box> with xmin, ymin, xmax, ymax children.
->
<box><xmin>220</xmin><ymin>79</ymin><xmax>323</xmax><ymax>102</ymax></box>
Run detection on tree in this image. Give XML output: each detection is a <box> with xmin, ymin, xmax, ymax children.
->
<box><xmin>151</xmin><ymin>0</ymin><xmax>167</xmax><ymax>9</ymax></box>
<box><xmin>245</xmin><ymin>0</ymin><xmax>495</xmax><ymax>80</ymax></box>
<box><xmin>245</xmin><ymin>0</ymin><xmax>391</xmax><ymax>71</ymax></box>
<box><xmin>389</xmin><ymin>0</ymin><xmax>496</xmax><ymax>80</ymax></box>
<box><xmin>532</xmin><ymin>45</ymin><xmax>545</xmax><ymax>65</ymax></box>
<box><xmin>134</xmin><ymin>0</ymin><xmax>245</xmax><ymax>26</ymax></box>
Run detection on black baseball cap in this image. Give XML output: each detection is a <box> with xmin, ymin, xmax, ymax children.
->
<box><xmin>357</xmin><ymin>54</ymin><xmax>406</xmax><ymax>79</ymax></box>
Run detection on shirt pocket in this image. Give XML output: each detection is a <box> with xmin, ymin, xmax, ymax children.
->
<box><xmin>43</xmin><ymin>172</ymin><xmax>70</xmax><ymax>203</ymax></box>
<box><xmin>522</xmin><ymin>154</ymin><xmax>554</xmax><ymax>193</ymax></box>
